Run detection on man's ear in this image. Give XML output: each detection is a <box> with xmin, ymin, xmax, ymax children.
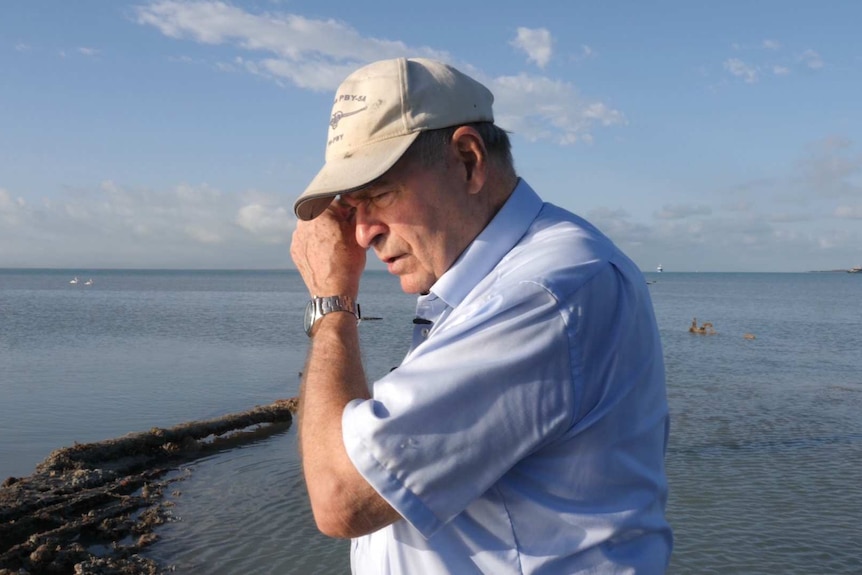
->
<box><xmin>451</xmin><ymin>126</ymin><xmax>488</xmax><ymax>195</ymax></box>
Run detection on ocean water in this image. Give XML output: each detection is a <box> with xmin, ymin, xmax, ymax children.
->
<box><xmin>1</xmin><ymin>269</ymin><xmax>860</xmax><ymax>574</ymax></box>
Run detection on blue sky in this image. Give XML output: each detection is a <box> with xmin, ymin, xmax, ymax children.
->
<box><xmin>2</xmin><ymin>1</ymin><xmax>860</xmax><ymax>272</ymax></box>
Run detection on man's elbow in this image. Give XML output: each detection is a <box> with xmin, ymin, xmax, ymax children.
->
<box><xmin>304</xmin><ymin>453</ymin><xmax>401</xmax><ymax>538</ymax></box>
<box><xmin>311</xmin><ymin>500</ymin><xmax>385</xmax><ymax>539</ymax></box>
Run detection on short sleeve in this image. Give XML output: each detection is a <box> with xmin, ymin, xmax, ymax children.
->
<box><xmin>342</xmin><ymin>281</ymin><xmax>576</xmax><ymax>538</ymax></box>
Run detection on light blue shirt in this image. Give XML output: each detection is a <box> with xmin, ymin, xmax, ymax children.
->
<box><xmin>343</xmin><ymin>180</ymin><xmax>672</xmax><ymax>574</ymax></box>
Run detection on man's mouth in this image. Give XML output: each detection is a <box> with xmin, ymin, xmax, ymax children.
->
<box><xmin>383</xmin><ymin>254</ymin><xmax>405</xmax><ymax>273</ymax></box>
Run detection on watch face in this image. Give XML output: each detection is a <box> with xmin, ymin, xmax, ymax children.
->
<box><xmin>304</xmin><ymin>300</ymin><xmax>316</xmax><ymax>335</ymax></box>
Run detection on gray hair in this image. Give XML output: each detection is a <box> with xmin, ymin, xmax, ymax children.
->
<box><xmin>404</xmin><ymin>122</ymin><xmax>515</xmax><ymax>175</ymax></box>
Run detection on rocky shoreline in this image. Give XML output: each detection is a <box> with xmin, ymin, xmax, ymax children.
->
<box><xmin>0</xmin><ymin>399</ymin><xmax>298</xmax><ymax>575</ymax></box>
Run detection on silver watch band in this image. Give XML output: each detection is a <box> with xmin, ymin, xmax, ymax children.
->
<box><xmin>305</xmin><ymin>295</ymin><xmax>360</xmax><ymax>336</ymax></box>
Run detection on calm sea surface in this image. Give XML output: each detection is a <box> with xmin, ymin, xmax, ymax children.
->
<box><xmin>1</xmin><ymin>269</ymin><xmax>860</xmax><ymax>574</ymax></box>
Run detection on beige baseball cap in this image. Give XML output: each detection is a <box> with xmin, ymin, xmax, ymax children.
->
<box><xmin>293</xmin><ymin>57</ymin><xmax>495</xmax><ymax>221</ymax></box>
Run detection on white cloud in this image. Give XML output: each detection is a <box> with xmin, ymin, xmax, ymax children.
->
<box><xmin>603</xmin><ymin>135</ymin><xmax>862</xmax><ymax>271</ymax></box>
<box><xmin>799</xmin><ymin>49</ymin><xmax>824</xmax><ymax>70</ymax></box>
<box><xmin>816</xmin><ymin>228</ymin><xmax>853</xmax><ymax>249</ymax></box>
<box><xmin>0</xmin><ymin>181</ymin><xmax>296</xmax><ymax>268</ymax></box>
<box><xmin>723</xmin><ymin>58</ymin><xmax>758</xmax><ymax>83</ymax></box>
<box><xmin>168</xmin><ymin>54</ymin><xmax>195</xmax><ymax>64</ymax></box>
<box><xmin>770</xmin><ymin>212</ymin><xmax>813</xmax><ymax>223</ymax></box>
<box><xmin>510</xmin><ymin>27</ymin><xmax>553</xmax><ymax>68</ymax></box>
<box><xmin>588</xmin><ymin>212</ymin><xmax>652</xmax><ymax>248</ymax></box>
<box><xmin>136</xmin><ymin>1</ymin><xmax>623</xmax><ymax>145</ymax></box>
<box><xmin>723</xmin><ymin>199</ymin><xmax>753</xmax><ymax>213</ymax></box>
<box><xmin>78</xmin><ymin>47</ymin><xmax>100</xmax><ymax>57</ymax></box>
<box><xmin>834</xmin><ymin>205</ymin><xmax>862</xmax><ymax>219</ymax></box>
<box><xmin>236</xmin><ymin>203</ymin><xmax>292</xmax><ymax>244</ymax></box>
<box><xmin>14</xmin><ymin>43</ymin><xmax>31</xmax><ymax>52</ymax></box>
<box><xmin>0</xmin><ymin>188</ymin><xmax>27</xmax><ymax>229</ymax></box>
<box><xmin>654</xmin><ymin>204</ymin><xmax>713</xmax><ymax>220</ymax></box>
<box><xmin>795</xmin><ymin>136</ymin><xmax>862</xmax><ymax>198</ymax></box>
<box><xmin>588</xmin><ymin>206</ymin><xmax>630</xmax><ymax>220</ymax></box>
<box><xmin>582</xmin><ymin>102</ymin><xmax>624</xmax><ymax>126</ymax></box>
<box><xmin>571</xmin><ymin>45</ymin><xmax>594</xmax><ymax>63</ymax></box>
<box><xmin>185</xmin><ymin>224</ymin><xmax>223</xmax><ymax>243</ymax></box>
<box><xmin>491</xmin><ymin>74</ymin><xmax>625</xmax><ymax>144</ymax></box>
<box><xmin>721</xmin><ymin>41</ymin><xmax>827</xmax><ymax>84</ymax></box>
<box><xmin>135</xmin><ymin>0</ymin><xmax>447</xmax><ymax>91</ymax></box>
<box><xmin>0</xmin><ymin>188</ymin><xmax>14</xmax><ymax>210</ymax></box>
<box><xmin>249</xmin><ymin>57</ymin><xmax>361</xmax><ymax>91</ymax></box>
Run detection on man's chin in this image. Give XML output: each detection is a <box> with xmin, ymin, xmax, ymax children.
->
<box><xmin>397</xmin><ymin>275</ymin><xmax>431</xmax><ymax>295</ymax></box>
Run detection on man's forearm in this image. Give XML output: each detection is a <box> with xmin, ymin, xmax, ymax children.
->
<box><xmin>298</xmin><ymin>312</ymin><xmax>400</xmax><ymax>538</ymax></box>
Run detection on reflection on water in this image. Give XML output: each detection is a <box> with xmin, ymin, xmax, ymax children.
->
<box><xmin>655</xmin><ymin>273</ymin><xmax>862</xmax><ymax>575</ymax></box>
<box><xmin>148</xmin><ymin>431</ymin><xmax>350</xmax><ymax>574</ymax></box>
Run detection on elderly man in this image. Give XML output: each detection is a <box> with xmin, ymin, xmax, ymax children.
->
<box><xmin>291</xmin><ymin>57</ymin><xmax>672</xmax><ymax>574</ymax></box>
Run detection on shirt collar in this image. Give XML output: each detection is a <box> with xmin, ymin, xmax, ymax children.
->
<box><xmin>428</xmin><ymin>179</ymin><xmax>543</xmax><ymax>309</ymax></box>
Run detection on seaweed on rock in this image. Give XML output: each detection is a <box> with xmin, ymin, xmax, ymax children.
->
<box><xmin>0</xmin><ymin>398</ymin><xmax>298</xmax><ymax>575</ymax></box>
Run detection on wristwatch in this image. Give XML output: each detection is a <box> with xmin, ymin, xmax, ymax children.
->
<box><xmin>304</xmin><ymin>295</ymin><xmax>361</xmax><ymax>336</ymax></box>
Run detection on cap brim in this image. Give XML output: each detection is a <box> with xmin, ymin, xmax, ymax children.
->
<box><xmin>294</xmin><ymin>132</ymin><xmax>421</xmax><ymax>221</ymax></box>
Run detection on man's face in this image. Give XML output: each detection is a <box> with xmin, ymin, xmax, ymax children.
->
<box><xmin>340</xmin><ymin>155</ymin><xmax>473</xmax><ymax>294</ymax></box>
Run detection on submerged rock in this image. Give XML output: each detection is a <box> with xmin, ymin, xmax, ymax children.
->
<box><xmin>0</xmin><ymin>399</ymin><xmax>297</xmax><ymax>574</ymax></box>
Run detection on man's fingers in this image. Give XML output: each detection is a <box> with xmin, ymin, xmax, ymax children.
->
<box><xmin>326</xmin><ymin>195</ymin><xmax>356</xmax><ymax>222</ymax></box>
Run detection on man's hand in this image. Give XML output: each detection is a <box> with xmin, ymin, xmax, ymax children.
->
<box><xmin>290</xmin><ymin>199</ymin><xmax>366</xmax><ymax>297</ymax></box>
<box><xmin>289</xmin><ymin>198</ymin><xmax>401</xmax><ymax>538</ymax></box>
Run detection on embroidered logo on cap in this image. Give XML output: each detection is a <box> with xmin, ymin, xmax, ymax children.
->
<box><xmin>330</xmin><ymin>106</ymin><xmax>367</xmax><ymax>129</ymax></box>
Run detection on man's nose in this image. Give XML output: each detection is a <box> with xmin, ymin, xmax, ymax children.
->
<box><xmin>354</xmin><ymin>208</ymin><xmax>386</xmax><ymax>249</ymax></box>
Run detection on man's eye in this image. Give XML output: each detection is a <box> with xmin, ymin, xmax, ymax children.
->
<box><xmin>370</xmin><ymin>191</ymin><xmax>393</xmax><ymax>205</ymax></box>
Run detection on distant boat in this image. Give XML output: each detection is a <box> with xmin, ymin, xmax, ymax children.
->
<box><xmin>849</xmin><ymin>265</ymin><xmax>862</xmax><ymax>274</ymax></box>
<box><xmin>84</xmin><ymin>278</ymin><xmax>94</xmax><ymax>286</ymax></box>
<box><xmin>657</xmin><ymin>264</ymin><xmax>663</xmax><ymax>273</ymax></box>
<box><xmin>69</xmin><ymin>277</ymin><xmax>79</xmax><ymax>284</ymax></box>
